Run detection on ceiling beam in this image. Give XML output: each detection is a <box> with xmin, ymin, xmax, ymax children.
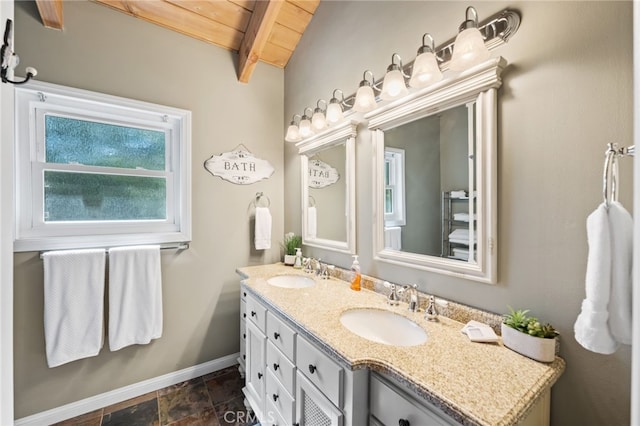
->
<box><xmin>35</xmin><ymin>0</ymin><xmax>64</xmax><ymax>30</ymax></box>
<box><xmin>237</xmin><ymin>0</ymin><xmax>283</xmax><ymax>83</ymax></box>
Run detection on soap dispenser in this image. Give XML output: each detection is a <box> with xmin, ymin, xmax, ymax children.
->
<box><xmin>293</xmin><ymin>248</ymin><xmax>303</xmax><ymax>269</ymax></box>
<box><xmin>350</xmin><ymin>255</ymin><xmax>361</xmax><ymax>291</ymax></box>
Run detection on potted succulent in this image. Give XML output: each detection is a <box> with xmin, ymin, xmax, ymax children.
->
<box><xmin>281</xmin><ymin>232</ymin><xmax>302</xmax><ymax>265</ymax></box>
<box><xmin>501</xmin><ymin>307</ymin><xmax>559</xmax><ymax>363</ymax></box>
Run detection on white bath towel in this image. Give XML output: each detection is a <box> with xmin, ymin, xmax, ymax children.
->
<box><xmin>307</xmin><ymin>206</ymin><xmax>317</xmax><ymax>238</ymax></box>
<box><xmin>607</xmin><ymin>201</ymin><xmax>633</xmax><ymax>345</ymax></box>
<box><xmin>574</xmin><ymin>203</ymin><xmax>619</xmax><ymax>354</ymax></box>
<box><xmin>254</xmin><ymin>207</ymin><xmax>272</xmax><ymax>250</ymax></box>
<box><xmin>108</xmin><ymin>245</ymin><xmax>163</xmax><ymax>351</ymax></box>
<box><xmin>448</xmin><ymin>228</ymin><xmax>476</xmax><ymax>245</ymax></box>
<box><xmin>43</xmin><ymin>249</ymin><xmax>106</xmax><ymax>368</ymax></box>
<box><xmin>384</xmin><ymin>226</ymin><xmax>402</xmax><ymax>250</ymax></box>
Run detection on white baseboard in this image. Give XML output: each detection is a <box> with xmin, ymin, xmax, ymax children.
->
<box><xmin>15</xmin><ymin>352</ymin><xmax>240</xmax><ymax>426</ymax></box>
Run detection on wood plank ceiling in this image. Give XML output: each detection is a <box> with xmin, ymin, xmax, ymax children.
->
<box><xmin>34</xmin><ymin>0</ymin><xmax>320</xmax><ymax>83</ymax></box>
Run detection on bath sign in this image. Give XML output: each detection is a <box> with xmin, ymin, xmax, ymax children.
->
<box><xmin>308</xmin><ymin>159</ymin><xmax>340</xmax><ymax>188</ymax></box>
<box><xmin>204</xmin><ymin>146</ymin><xmax>274</xmax><ymax>185</ymax></box>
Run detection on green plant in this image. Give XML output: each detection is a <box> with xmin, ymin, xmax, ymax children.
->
<box><xmin>503</xmin><ymin>306</ymin><xmax>559</xmax><ymax>339</ymax></box>
<box><xmin>282</xmin><ymin>232</ymin><xmax>302</xmax><ymax>256</ymax></box>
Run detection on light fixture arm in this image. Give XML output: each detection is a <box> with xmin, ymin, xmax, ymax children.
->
<box><xmin>315</xmin><ymin>99</ymin><xmax>327</xmax><ymax>112</ymax></box>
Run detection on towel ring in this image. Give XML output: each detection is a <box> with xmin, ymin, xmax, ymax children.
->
<box><xmin>309</xmin><ymin>195</ymin><xmax>316</xmax><ymax>207</ymax></box>
<box><xmin>603</xmin><ymin>143</ymin><xmax>620</xmax><ymax>206</ymax></box>
<box><xmin>254</xmin><ymin>192</ymin><xmax>270</xmax><ymax>208</ymax></box>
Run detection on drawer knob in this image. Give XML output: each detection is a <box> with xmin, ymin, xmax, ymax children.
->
<box><xmin>251</xmin><ymin>311</ymin><xmax>257</xmax><ymax>317</ymax></box>
<box><xmin>243</xmin><ymin>333</ymin><xmax>246</xmax><ymax>339</ymax></box>
<box><xmin>273</xmin><ymin>363</ymin><xmax>279</xmax><ymax>371</ymax></box>
<box><xmin>242</xmin><ymin>354</ymin><xmax>246</xmax><ymax>360</ymax></box>
<box><xmin>272</xmin><ymin>393</ymin><xmax>279</xmax><ymax>402</ymax></box>
<box><xmin>399</xmin><ymin>419</ymin><xmax>410</xmax><ymax>426</ymax></box>
<box><xmin>273</xmin><ymin>332</ymin><xmax>280</xmax><ymax>340</ymax></box>
<box><xmin>243</xmin><ymin>292</ymin><xmax>247</xmax><ymax>297</ymax></box>
<box><xmin>308</xmin><ymin>364</ymin><xmax>317</xmax><ymax>374</ymax></box>
<box><xmin>243</xmin><ymin>313</ymin><xmax>246</xmax><ymax>318</ymax></box>
<box><xmin>257</xmin><ymin>372</ymin><xmax>263</xmax><ymax>379</ymax></box>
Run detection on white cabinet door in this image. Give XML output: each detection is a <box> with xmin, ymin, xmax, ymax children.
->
<box><xmin>295</xmin><ymin>371</ymin><xmax>343</xmax><ymax>426</ymax></box>
<box><xmin>244</xmin><ymin>319</ymin><xmax>267</xmax><ymax>420</ymax></box>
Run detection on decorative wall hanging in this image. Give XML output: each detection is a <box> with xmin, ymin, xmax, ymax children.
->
<box><xmin>204</xmin><ymin>144</ymin><xmax>274</xmax><ymax>185</ymax></box>
<box><xmin>308</xmin><ymin>159</ymin><xmax>340</xmax><ymax>188</ymax></box>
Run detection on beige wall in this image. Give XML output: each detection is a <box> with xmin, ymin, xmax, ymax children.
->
<box><xmin>13</xmin><ymin>1</ymin><xmax>283</xmax><ymax>418</ymax></box>
<box><xmin>285</xmin><ymin>2</ymin><xmax>633</xmax><ymax>425</ymax></box>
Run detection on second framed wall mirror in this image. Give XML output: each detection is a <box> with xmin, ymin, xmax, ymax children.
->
<box><xmin>367</xmin><ymin>57</ymin><xmax>506</xmax><ymax>284</ymax></box>
<box><xmin>298</xmin><ymin>120</ymin><xmax>357</xmax><ymax>254</ymax></box>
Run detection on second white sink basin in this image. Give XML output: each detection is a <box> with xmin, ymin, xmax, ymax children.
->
<box><xmin>340</xmin><ymin>309</ymin><xmax>427</xmax><ymax>346</ymax></box>
<box><xmin>267</xmin><ymin>274</ymin><xmax>315</xmax><ymax>289</ymax></box>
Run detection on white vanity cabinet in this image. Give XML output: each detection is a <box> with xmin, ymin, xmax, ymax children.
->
<box><xmin>241</xmin><ymin>286</ymin><xmax>367</xmax><ymax>426</ymax></box>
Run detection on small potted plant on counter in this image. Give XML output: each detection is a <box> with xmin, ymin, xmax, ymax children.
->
<box><xmin>501</xmin><ymin>307</ymin><xmax>559</xmax><ymax>363</ymax></box>
<box><xmin>282</xmin><ymin>232</ymin><xmax>302</xmax><ymax>266</ymax></box>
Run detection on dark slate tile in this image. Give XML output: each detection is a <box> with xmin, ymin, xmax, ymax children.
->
<box><xmin>202</xmin><ymin>365</ymin><xmax>241</xmax><ymax>382</ymax></box>
<box><xmin>214</xmin><ymin>397</ymin><xmax>258</xmax><ymax>426</ymax></box>
<box><xmin>158</xmin><ymin>378</ymin><xmax>205</xmax><ymax>397</ymax></box>
<box><xmin>158</xmin><ymin>380</ymin><xmax>213</xmax><ymax>425</ymax></box>
<box><xmin>101</xmin><ymin>398</ymin><xmax>159</xmax><ymax>426</ymax></box>
<box><xmin>165</xmin><ymin>408</ymin><xmax>220</xmax><ymax>426</ymax></box>
<box><xmin>205</xmin><ymin>371</ymin><xmax>244</xmax><ymax>405</ymax></box>
<box><xmin>52</xmin><ymin>409</ymin><xmax>103</xmax><ymax>426</ymax></box>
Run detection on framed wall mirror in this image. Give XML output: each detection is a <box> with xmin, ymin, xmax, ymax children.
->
<box><xmin>298</xmin><ymin>120</ymin><xmax>357</xmax><ymax>254</ymax></box>
<box><xmin>367</xmin><ymin>57</ymin><xmax>505</xmax><ymax>283</ymax></box>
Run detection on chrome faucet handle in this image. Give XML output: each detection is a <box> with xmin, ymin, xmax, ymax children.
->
<box><xmin>425</xmin><ymin>295</ymin><xmax>439</xmax><ymax>321</ymax></box>
<box><xmin>384</xmin><ymin>281</ymin><xmax>400</xmax><ymax>306</ymax></box>
<box><xmin>303</xmin><ymin>257</ymin><xmax>315</xmax><ymax>274</ymax></box>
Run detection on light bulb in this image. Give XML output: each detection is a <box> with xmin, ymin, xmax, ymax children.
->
<box><xmin>299</xmin><ymin>116</ymin><xmax>313</xmax><ymax>138</ymax></box>
<box><xmin>449</xmin><ymin>7</ymin><xmax>490</xmax><ymax>72</ymax></box>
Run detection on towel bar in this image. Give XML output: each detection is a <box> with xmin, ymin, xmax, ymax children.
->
<box><xmin>39</xmin><ymin>243</ymin><xmax>190</xmax><ymax>259</ymax></box>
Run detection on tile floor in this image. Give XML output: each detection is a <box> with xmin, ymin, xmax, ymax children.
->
<box><xmin>52</xmin><ymin>365</ymin><xmax>256</xmax><ymax>426</ymax></box>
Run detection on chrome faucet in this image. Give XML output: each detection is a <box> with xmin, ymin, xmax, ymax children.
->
<box><xmin>317</xmin><ymin>261</ymin><xmax>330</xmax><ymax>279</ymax></box>
<box><xmin>303</xmin><ymin>257</ymin><xmax>316</xmax><ymax>274</ymax></box>
<box><xmin>406</xmin><ymin>284</ymin><xmax>419</xmax><ymax>312</ymax></box>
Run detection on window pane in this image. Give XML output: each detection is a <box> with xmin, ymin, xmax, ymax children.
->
<box><xmin>45</xmin><ymin>115</ymin><xmax>166</xmax><ymax>170</ymax></box>
<box><xmin>384</xmin><ymin>161</ymin><xmax>391</xmax><ymax>186</ymax></box>
<box><xmin>44</xmin><ymin>171</ymin><xmax>166</xmax><ymax>221</ymax></box>
<box><xmin>385</xmin><ymin>189</ymin><xmax>393</xmax><ymax>214</ymax></box>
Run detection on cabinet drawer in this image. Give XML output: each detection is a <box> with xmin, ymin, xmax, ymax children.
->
<box><xmin>266</xmin><ymin>369</ymin><xmax>295</xmax><ymax>424</ymax></box>
<box><xmin>266</xmin><ymin>311</ymin><xmax>296</xmax><ymax>361</ymax></box>
<box><xmin>296</xmin><ymin>334</ymin><xmax>343</xmax><ymax>408</ymax></box>
<box><xmin>369</xmin><ymin>374</ymin><xmax>455</xmax><ymax>426</ymax></box>
<box><xmin>245</xmin><ymin>293</ymin><xmax>267</xmax><ymax>333</ymax></box>
<box><xmin>267</xmin><ymin>341</ymin><xmax>295</xmax><ymax>395</ymax></box>
<box><xmin>265</xmin><ymin>397</ymin><xmax>289</xmax><ymax>426</ymax></box>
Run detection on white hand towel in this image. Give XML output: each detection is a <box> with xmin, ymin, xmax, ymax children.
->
<box><xmin>43</xmin><ymin>249</ymin><xmax>106</xmax><ymax>368</ymax></box>
<box><xmin>607</xmin><ymin>201</ymin><xmax>633</xmax><ymax>345</ymax></box>
<box><xmin>254</xmin><ymin>207</ymin><xmax>272</xmax><ymax>250</ymax></box>
<box><xmin>574</xmin><ymin>203</ymin><xmax>619</xmax><ymax>354</ymax></box>
<box><xmin>308</xmin><ymin>206</ymin><xmax>317</xmax><ymax>238</ymax></box>
<box><xmin>108</xmin><ymin>245</ymin><xmax>163</xmax><ymax>351</ymax></box>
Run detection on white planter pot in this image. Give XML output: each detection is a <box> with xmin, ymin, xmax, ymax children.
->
<box><xmin>501</xmin><ymin>323</ymin><xmax>556</xmax><ymax>363</ymax></box>
<box><xmin>283</xmin><ymin>254</ymin><xmax>296</xmax><ymax>266</ymax></box>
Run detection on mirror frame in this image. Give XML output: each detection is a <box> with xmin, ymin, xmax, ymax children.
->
<box><xmin>366</xmin><ymin>57</ymin><xmax>506</xmax><ymax>284</ymax></box>
<box><xmin>298</xmin><ymin>119</ymin><xmax>357</xmax><ymax>254</ymax></box>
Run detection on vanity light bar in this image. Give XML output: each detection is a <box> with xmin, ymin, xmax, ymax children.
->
<box><xmin>285</xmin><ymin>7</ymin><xmax>521</xmax><ymax>143</ymax></box>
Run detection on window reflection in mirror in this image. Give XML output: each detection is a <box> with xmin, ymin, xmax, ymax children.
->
<box><xmin>307</xmin><ymin>142</ymin><xmax>346</xmax><ymax>242</ymax></box>
<box><xmin>382</xmin><ymin>103</ymin><xmax>476</xmax><ymax>262</ymax></box>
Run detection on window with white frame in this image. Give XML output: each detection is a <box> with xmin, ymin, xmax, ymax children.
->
<box><xmin>14</xmin><ymin>82</ymin><xmax>191</xmax><ymax>252</ymax></box>
<box><xmin>384</xmin><ymin>147</ymin><xmax>405</xmax><ymax>227</ymax></box>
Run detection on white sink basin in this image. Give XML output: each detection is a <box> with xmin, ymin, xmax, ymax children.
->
<box><xmin>266</xmin><ymin>274</ymin><xmax>315</xmax><ymax>289</ymax></box>
<box><xmin>340</xmin><ymin>309</ymin><xmax>427</xmax><ymax>346</ymax></box>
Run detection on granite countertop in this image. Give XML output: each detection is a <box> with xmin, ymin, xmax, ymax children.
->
<box><xmin>237</xmin><ymin>263</ymin><xmax>565</xmax><ymax>426</ymax></box>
